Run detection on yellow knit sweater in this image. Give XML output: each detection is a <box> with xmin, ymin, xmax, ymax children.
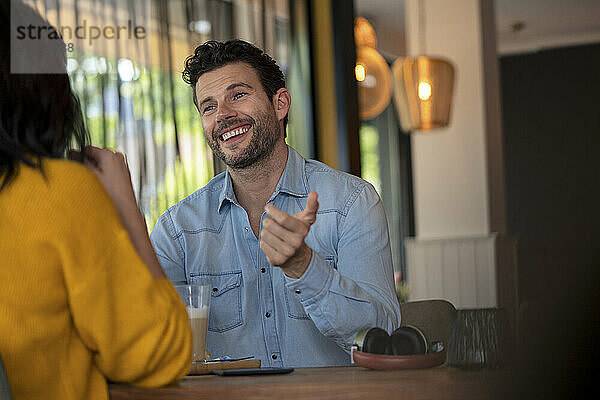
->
<box><xmin>0</xmin><ymin>160</ymin><xmax>192</xmax><ymax>399</ymax></box>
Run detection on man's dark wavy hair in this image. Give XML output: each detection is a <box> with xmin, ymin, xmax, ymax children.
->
<box><xmin>182</xmin><ymin>40</ymin><xmax>288</xmax><ymax>135</ymax></box>
<box><xmin>0</xmin><ymin>1</ymin><xmax>89</xmax><ymax>192</ymax></box>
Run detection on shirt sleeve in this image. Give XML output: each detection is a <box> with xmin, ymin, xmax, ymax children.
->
<box><xmin>284</xmin><ymin>183</ymin><xmax>402</xmax><ymax>351</ymax></box>
<box><xmin>150</xmin><ymin>209</ymin><xmax>188</xmax><ymax>285</ymax></box>
<box><xmin>58</xmin><ymin>169</ymin><xmax>192</xmax><ymax>387</ymax></box>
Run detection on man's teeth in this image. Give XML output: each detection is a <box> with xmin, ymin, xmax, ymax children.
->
<box><xmin>221</xmin><ymin>126</ymin><xmax>249</xmax><ymax>141</ymax></box>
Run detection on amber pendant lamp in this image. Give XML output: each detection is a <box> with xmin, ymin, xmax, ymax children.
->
<box><xmin>392</xmin><ymin>0</ymin><xmax>456</xmax><ymax>132</ymax></box>
<box><xmin>354</xmin><ymin>17</ymin><xmax>393</xmax><ymax>121</ymax></box>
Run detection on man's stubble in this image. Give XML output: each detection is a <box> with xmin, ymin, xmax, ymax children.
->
<box><xmin>206</xmin><ymin>109</ymin><xmax>281</xmax><ymax>170</ymax></box>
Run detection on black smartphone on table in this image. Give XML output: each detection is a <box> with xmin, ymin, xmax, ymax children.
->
<box><xmin>212</xmin><ymin>367</ymin><xmax>294</xmax><ymax>376</ymax></box>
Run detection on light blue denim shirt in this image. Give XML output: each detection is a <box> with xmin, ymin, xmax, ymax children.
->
<box><xmin>150</xmin><ymin>146</ymin><xmax>401</xmax><ymax>367</ymax></box>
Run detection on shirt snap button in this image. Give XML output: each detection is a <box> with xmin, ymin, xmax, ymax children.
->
<box><xmin>295</xmin><ymin>289</ymin><xmax>301</xmax><ymax>294</ymax></box>
<box><xmin>272</xmin><ymin>354</ymin><xmax>278</xmax><ymax>360</ymax></box>
<box><xmin>265</xmin><ymin>312</ymin><xmax>271</xmax><ymax>318</ymax></box>
<box><xmin>261</xmin><ymin>267</ymin><xmax>266</xmax><ymax>273</ymax></box>
<box><xmin>212</xmin><ymin>287</ymin><xmax>218</xmax><ymax>292</ymax></box>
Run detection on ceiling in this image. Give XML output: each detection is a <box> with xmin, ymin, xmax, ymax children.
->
<box><xmin>355</xmin><ymin>0</ymin><xmax>600</xmax><ymax>56</ymax></box>
<box><xmin>495</xmin><ymin>0</ymin><xmax>600</xmax><ymax>54</ymax></box>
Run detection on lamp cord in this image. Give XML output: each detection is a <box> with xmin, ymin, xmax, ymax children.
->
<box><xmin>418</xmin><ymin>0</ymin><xmax>427</xmax><ymax>55</ymax></box>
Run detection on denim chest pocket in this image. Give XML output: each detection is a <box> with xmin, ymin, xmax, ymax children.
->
<box><xmin>189</xmin><ymin>271</ymin><xmax>243</xmax><ymax>332</ymax></box>
<box><xmin>284</xmin><ymin>256</ymin><xmax>336</xmax><ymax>320</ymax></box>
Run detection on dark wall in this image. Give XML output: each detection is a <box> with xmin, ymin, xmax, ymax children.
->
<box><xmin>501</xmin><ymin>43</ymin><xmax>600</xmax><ymax>304</ymax></box>
<box><xmin>501</xmin><ymin>43</ymin><xmax>600</xmax><ymax>400</ymax></box>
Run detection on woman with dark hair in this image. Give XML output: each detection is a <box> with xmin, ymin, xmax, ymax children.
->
<box><xmin>0</xmin><ymin>2</ymin><xmax>192</xmax><ymax>399</ymax></box>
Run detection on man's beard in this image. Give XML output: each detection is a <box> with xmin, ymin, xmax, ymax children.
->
<box><xmin>207</xmin><ymin>110</ymin><xmax>280</xmax><ymax>170</ymax></box>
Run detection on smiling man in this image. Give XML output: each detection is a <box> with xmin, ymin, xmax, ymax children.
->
<box><xmin>150</xmin><ymin>40</ymin><xmax>401</xmax><ymax>367</ymax></box>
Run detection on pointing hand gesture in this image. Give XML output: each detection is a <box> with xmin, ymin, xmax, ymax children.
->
<box><xmin>259</xmin><ymin>192</ymin><xmax>319</xmax><ymax>279</ymax></box>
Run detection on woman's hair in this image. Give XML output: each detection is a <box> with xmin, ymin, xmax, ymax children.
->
<box><xmin>182</xmin><ymin>40</ymin><xmax>288</xmax><ymax>134</ymax></box>
<box><xmin>0</xmin><ymin>1</ymin><xmax>89</xmax><ymax>191</ymax></box>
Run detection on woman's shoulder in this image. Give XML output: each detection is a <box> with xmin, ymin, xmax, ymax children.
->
<box><xmin>2</xmin><ymin>158</ymin><xmax>122</xmax><ymax>242</ymax></box>
<box><xmin>39</xmin><ymin>158</ymin><xmax>105</xmax><ymax>193</ymax></box>
<box><xmin>41</xmin><ymin>158</ymin><xmax>97</xmax><ymax>182</ymax></box>
<box><xmin>27</xmin><ymin>158</ymin><xmax>117</xmax><ymax>217</ymax></box>
<box><xmin>8</xmin><ymin>158</ymin><xmax>101</xmax><ymax>197</ymax></box>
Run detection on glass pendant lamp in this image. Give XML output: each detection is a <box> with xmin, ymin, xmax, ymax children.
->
<box><xmin>392</xmin><ymin>0</ymin><xmax>455</xmax><ymax>131</ymax></box>
<box><xmin>354</xmin><ymin>17</ymin><xmax>393</xmax><ymax>121</ymax></box>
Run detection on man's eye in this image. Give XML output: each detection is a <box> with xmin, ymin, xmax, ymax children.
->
<box><xmin>233</xmin><ymin>92</ymin><xmax>246</xmax><ymax>100</ymax></box>
<box><xmin>203</xmin><ymin>105</ymin><xmax>215</xmax><ymax>113</ymax></box>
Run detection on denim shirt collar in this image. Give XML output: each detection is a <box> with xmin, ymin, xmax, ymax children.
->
<box><xmin>217</xmin><ymin>145</ymin><xmax>309</xmax><ymax>213</ymax></box>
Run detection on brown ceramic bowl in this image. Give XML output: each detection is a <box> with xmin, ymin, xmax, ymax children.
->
<box><xmin>352</xmin><ymin>347</ymin><xmax>446</xmax><ymax>370</ymax></box>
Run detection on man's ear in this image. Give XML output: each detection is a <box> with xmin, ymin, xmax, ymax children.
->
<box><xmin>273</xmin><ymin>88</ymin><xmax>291</xmax><ymax>122</ymax></box>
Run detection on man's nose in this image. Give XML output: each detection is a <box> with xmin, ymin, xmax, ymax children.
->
<box><xmin>216</xmin><ymin>103</ymin><xmax>237</xmax><ymax>123</ymax></box>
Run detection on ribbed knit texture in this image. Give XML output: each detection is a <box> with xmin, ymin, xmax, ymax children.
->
<box><xmin>0</xmin><ymin>160</ymin><xmax>192</xmax><ymax>400</ymax></box>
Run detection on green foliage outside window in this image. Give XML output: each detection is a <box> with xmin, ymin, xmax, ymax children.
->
<box><xmin>359</xmin><ymin>124</ymin><xmax>381</xmax><ymax>195</ymax></box>
<box><xmin>70</xmin><ymin>53</ymin><xmax>214</xmax><ymax>231</ymax></box>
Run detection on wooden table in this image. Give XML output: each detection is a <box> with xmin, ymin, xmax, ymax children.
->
<box><xmin>109</xmin><ymin>365</ymin><xmax>511</xmax><ymax>399</ymax></box>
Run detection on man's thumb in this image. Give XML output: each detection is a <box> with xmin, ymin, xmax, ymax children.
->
<box><xmin>305</xmin><ymin>191</ymin><xmax>318</xmax><ymax>213</ymax></box>
<box><xmin>297</xmin><ymin>191</ymin><xmax>319</xmax><ymax>224</ymax></box>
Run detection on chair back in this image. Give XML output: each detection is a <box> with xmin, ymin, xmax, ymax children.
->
<box><xmin>0</xmin><ymin>353</ymin><xmax>13</xmax><ymax>400</ymax></box>
<box><xmin>400</xmin><ymin>299</ymin><xmax>457</xmax><ymax>345</ymax></box>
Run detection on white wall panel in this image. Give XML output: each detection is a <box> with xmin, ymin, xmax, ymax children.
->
<box><xmin>405</xmin><ymin>235</ymin><xmax>497</xmax><ymax>308</ymax></box>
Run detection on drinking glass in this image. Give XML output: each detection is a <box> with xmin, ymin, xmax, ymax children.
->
<box><xmin>175</xmin><ymin>285</ymin><xmax>211</xmax><ymax>362</ymax></box>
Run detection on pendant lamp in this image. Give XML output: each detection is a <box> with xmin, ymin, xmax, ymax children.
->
<box><xmin>392</xmin><ymin>0</ymin><xmax>455</xmax><ymax>131</ymax></box>
<box><xmin>354</xmin><ymin>17</ymin><xmax>392</xmax><ymax>121</ymax></box>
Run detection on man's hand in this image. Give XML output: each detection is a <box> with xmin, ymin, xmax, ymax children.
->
<box><xmin>260</xmin><ymin>192</ymin><xmax>319</xmax><ymax>279</ymax></box>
